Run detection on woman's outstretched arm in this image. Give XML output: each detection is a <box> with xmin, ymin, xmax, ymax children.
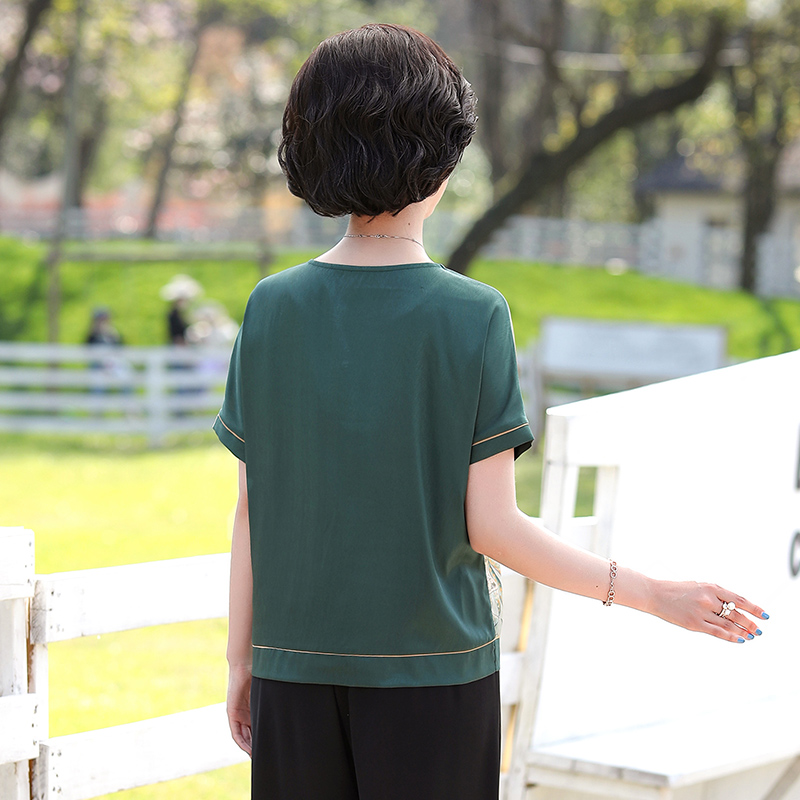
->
<box><xmin>227</xmin><ymin>459</ymin><xmax>254</xmax><ymax>755</ymax></box>
<box><xmin>466</xmin><ymin>449</ymin><xmax>767</xmax><ymax>642</ymax></box>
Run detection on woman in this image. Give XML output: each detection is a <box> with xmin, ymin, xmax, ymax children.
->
<box><xmin>214</xmin><ymin>24</ymin><xmax>767</xmax><ymax>800</ymax></box>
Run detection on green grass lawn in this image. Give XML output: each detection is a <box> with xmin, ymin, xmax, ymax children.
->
<box><xmin>0</xmin><ymin>435</ymin><xmax>246</xmax><ymax>799</ymax></box>
<box><xmin>2</xmin><ymin>235</ymin><xmax>799</xmax><ymax>359</ymax></box>
<box><xmin>0</xmin><ymin>433</ymin><xmax>581</xmax><ymax>800</ymax></box>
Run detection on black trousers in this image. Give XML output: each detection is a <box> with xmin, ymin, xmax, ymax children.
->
<box><xmin>250</xmin><ymin>673</ymin><xmax>501</xmax><ymax>800</ymax></box>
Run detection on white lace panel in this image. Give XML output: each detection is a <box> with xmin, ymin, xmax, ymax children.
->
<box><xmin>484</xmin><ymin>556</ymin><xmax>503</xmax><ymax>637</ymax></box>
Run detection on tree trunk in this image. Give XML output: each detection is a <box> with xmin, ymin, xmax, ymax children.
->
<box><xmin>67</xmin><ymin>92</ymin><xmax>108</xmax><ymax>209</ymax></box>
<box><xmin>0</xmin><ymin>0</ymin><xmax>53</xmax><ymax>154</ymax></box>
<box><xmin>144</xmin><ymin>29</ymin><xmax>204</xmax><ymax>239</ymax></box>
<box><xmin>469</xmin><ymin>0</ymin><xmax>508</xmax><ymax>189</ymax></box>
<box><xmin>445</xmin><ymin>18</ymin><xmax>726</xmax><ymax>275</ymax></box>
<box><xmin>739</xmin><ymin>152</ymin><xmax>779</xmax><ymax>294</ymax></box>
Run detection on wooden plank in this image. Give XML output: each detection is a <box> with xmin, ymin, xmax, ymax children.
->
<box><xmin>0</xmin><ymin>367</ymin><xmax>225</xmax><ymax>393</ymax></box>
<box><xmin>0</xmin><ymin>342</ymin><xmax>123</xmax><ymax>362</ymax></box>
<box><xmin>0</xmin><ymin>694</ymin><xmax>39</xmax><ymax>763</ymax></box>
<box><xmin>0</xmin><ymin>598</ymin><xmax>29</xmax><ymax>698</ymax></box>
<box><xmin>159</xmin><ymin>371</ymin><xmax>227</xmax><ymax>390</ymax></box>
<box><xmin>31</xmin><ymin>554</ymin><xmax>230</xmax><ymax>643</ymax></box>
<box><xmin>39</xmin><ymin>703</ymin><xmax>248</xmax><ymax>800</ymax></box>
<box><xmin>0</xmin><ymin>367</ymin><xmax>145</xmax><ymax>389</ymax></box>
<box><xmin>0</xmin><ymin>417</ymin><xmax>151</xmax><ymax>435</ymax></box>
<box><xmin>0</xmin><ymin>342</ymin><xmax>231</xmax><ymax>366</ymax></box>
<box><xmin>0</xmin><ymin>391</ymin><xmax>221</xmax><ymax>415</ymax></box>
<box><xmin>762</xmin><ymin>756</ymin><xmax>800</xmax><ymax>800</ymax></box>
<box><xmin>0</xmin><ymin>528</ymin><xmax>34</xmax><ymax>601</ymax></box>
<box><xmin>499</xmin><ymin>652</ymin><xmax>523</xmax><ymax>706</ymax></box>
<box><xmin>529</xmin><ymin>751</ymin><xmax>671</xmax><ymax>789</ymax></box>
<box><xmin>0</xmin><ymin>392</ymin><xmax>147</xmax><ymax>413</ymax></box>
<box><xmin>525</xmin><ymin>764</ymin><xmax>667</xmax><ymax>800</ymax></box>
<box><xmin>163</xmin><ymin>392</ymin><xmax>225</xmax><ymax>411</ymax></box>
<box><xmin>528</xmin><ymin>693</ymin><xmax>800</xmax><ymax>791</ymax></box>
<box><xmin>0</xmin><ymin>415</ymin><xmax>217</xmax><ymax>436</ymax></box>
<box><xmin>0</xmin><ymin>763</ymin><xmax>30</xmax><ymax>800</ymax></box>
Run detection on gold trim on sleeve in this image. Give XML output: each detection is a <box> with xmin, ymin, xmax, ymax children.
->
<box><xmin>216</xmin><ymin>414</ymin><xmax>245</xmax><ymax>443</ymax></box>
<box><xmin>472</xmin><ymin>423</ymin><xmax>528</xmax><ymax>448</ymax></box>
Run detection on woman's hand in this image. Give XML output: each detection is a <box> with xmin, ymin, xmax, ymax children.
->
<box><xmin>227</xmin><ymin>664</ymin><xmax>253</xmax><ymax>756</ymax></box>
<box><xmin>647</xmin><ymin>580</ymin><xmax>768</xmax><ymax>643</ymax></box>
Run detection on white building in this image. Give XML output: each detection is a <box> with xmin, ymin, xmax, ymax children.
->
<box><xmin>636</xmin><ymin>142</ymin><xmax>800</xmax><ymax>295</ymax></box>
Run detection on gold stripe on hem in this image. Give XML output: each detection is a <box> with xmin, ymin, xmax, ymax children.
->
<box><xmin>252</xmin><ymin>636</ymin><xmax>499</xmax><ymax>659</ymax></box>
<box><xmin>216</xmin><ymin>414</ymin><xmax>245</xmax><ymax>444</ymax></box>
<box><xmin>472</xmin><ymin>422</ymin><xmax>528</xmax><ymax>448</ymax></box>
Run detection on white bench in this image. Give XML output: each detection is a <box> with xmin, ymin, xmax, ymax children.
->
<box><xmin>518</xmin><ymin>317</ymin><xmax>727</xmax><ymax>436</ymax></box>
<box><xmin>501</xmin><ymin>350</ymin><xmax>800</xmax><ymax>800</ymax></box>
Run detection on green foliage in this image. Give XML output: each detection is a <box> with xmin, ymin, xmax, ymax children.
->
<box><xmin>2</xmin><ymin>236</ymin><xmax>799</xmax><ymax>359</ymax></box>
<box><xmin>469</xmin><ymin>257</ymin><xmax>800</xmax><ymax>359</ymax></box>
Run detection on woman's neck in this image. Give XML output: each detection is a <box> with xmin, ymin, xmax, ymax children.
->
<box><xmin>316</xmin><ymin>205</ymin><xmax>432</xmax><ymax>267</ymax></box>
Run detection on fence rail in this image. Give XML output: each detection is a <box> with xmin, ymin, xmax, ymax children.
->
<box><xmin>0</xmin><ymin>527</ymin><xmax>537</xmax><ymax>799</ymax></box>
<box><xmin>0</xmin><ymin>527</ymin><xmax>247</xmax><ymax>800</ymax></box>
<box><xmin>0</xmin><ymin>342</ymin><xmax>231</xmax><ymax>446</ymax></box>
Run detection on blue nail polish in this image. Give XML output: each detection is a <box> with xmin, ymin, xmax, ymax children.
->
<box><xmin>738</xmin><ymin>637</ymin><xmax>745</xmax><ymax>643</ymax></box>
<box><xmin>746</xmin><ymin>633</ymin><xmax>754</xmax><ymax>639</ymax></box>
<box><xmin>756</xmin><ymin>629</ymin><xmax>763</xmax><ymax>636</ymax></box>
<box><xmin>761</xmin><ymin>612</ymin><xmax>770</xmax><ymax>620</ymax></box>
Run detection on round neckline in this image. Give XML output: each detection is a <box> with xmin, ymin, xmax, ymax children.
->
<box><xmin>310</xmin><ymin>259</ymin><xmax>444</xmax><ymax>272</ymax></box>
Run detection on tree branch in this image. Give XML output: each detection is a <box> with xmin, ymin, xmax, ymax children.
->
<box><xmin>0</xmin><ymin>0</ymin><xmax>53</xmax><ymax>152</ymax></box>
<box><xmin>445</xmin><ymin>16</ymin><xmax>727</xmax><ymax>275</ymax></box>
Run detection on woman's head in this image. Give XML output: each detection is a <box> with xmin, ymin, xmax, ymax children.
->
<box><xmin>278</xmin><ymin>24</ymin><xmax>477</xmax><ymax>217</ymax></box>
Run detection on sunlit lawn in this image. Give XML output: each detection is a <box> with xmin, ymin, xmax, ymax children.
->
<box><xmin>0</xmin><ymin>434</ymin><xmax>247</xmax><ymax>800</ymax></box>
<box><xmin>0</xmin><ymin>433</ymin><xmax>582</xmax><ymax>799</ymax></box>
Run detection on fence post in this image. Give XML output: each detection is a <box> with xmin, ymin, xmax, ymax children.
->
<box><xmin>0</xmin><ymin>527</ymin><xmax>36</xmax><ymax>800</ymax></box>
<box><xmin>144</xmin><ymin>350</ymin><xmax>169</xmax><ymax>447</ymax></box>
<box><xmin>29</xmin><ymin>579</ymin><xmax>50</xmax><ymax>800</ymax></box>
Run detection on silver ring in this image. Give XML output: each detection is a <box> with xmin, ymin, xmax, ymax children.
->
<box><xmin>717</xmin><ymin>601</ymin><xmax>736</xmax><ymax>618</ymax></box>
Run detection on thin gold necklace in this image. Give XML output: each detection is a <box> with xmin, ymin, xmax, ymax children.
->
<box><xmin>343</xmin><ymin>233</ymin><xmax>424</xmax><ymax>248</ymax></box>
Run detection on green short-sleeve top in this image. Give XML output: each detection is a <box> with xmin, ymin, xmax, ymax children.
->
<box><xmin>214</xmin><ymin>259</ymin><xmax>533</xmax><ymax>688</ymax></box>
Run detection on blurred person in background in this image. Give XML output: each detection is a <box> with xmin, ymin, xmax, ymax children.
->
<box><xmin>85</xmin><ymin>307</ymin><xmax>122</xmax><ymax>346</ymax></box>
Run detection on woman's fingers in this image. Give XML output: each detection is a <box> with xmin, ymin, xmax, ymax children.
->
<box><xmin>229</xmin><ymin>714</ymin><xmax>253</xmax><ymax>756</ymax></box>
<box><xmin>658</xmin><ymin>582</ymin><xmax>769</xmax><ymax>643</ymax></box>
<box><xmin>716</xmin><ymin>591</ymin><xmax>769</xmax><ymax>624</ymax></box>
<box><xmin>711</xmin><ymin>587</ymin><xmax>768</xmax><ymax>623</ymax></box>
<box><xmin>702</xmin><ymin>586</ymin><xmax>769</xmax><ymax>643</ymax></box>
<box><xmin>699</xmin><ymin>618</ymin><xmax>751</xmax><ymax>643</ymax></box>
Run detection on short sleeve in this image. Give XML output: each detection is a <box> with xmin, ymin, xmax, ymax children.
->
<box><xmin>213</xmin><ymin>327</ymin><xmax>246</xmax><ymax>462</ymax></box>
<box><xmin>470</xmin><ymin>299</ymin><xmax>533</xmax><ymax>464</ymax></box>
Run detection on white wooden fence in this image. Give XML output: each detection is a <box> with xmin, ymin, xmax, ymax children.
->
<box><xmin>0</xmin><ymin>342</ymin><xmax>231</xmax><ymax>446</ymax></box>
<box><xmin>503</xmin><ymin>349</ymin><xmax>800</xmax><ymax>800</ymax></box>
<box><xmin>0</xmin><ymin>528</ymin><xmax>248</xmax><ymax>800</ymax></box>
<box><xmin>0</xmin><ymin>526</ymin><xmax>544</xmax><ymax>799</ymax></box>
<box><xmin>3</xmin><ymin>350</ymin><xmax>799</xmax><ymax>799</ymax></box>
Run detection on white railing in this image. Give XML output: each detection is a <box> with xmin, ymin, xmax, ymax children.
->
<box><xmin>0</xmin><ymin>526</ymin><xmax>540</xmax><ymax>800</ymax></box>
<box><xmin>0</xmin><ymin>526</ymin><xmax>247</xmax><ymax>800</ymax></box>
<box><xmin>0</xmin><ymin>342</ymin><xmax>231</xmax><ymax>446</ymax></box>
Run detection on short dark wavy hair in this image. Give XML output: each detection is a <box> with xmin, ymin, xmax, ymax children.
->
<box><xmin>278</xmin><ymin>24</ymin><xmax>477</xmax><ymax>217</ymax></box>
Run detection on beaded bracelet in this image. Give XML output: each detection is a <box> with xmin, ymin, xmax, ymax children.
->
<box><xmin>602</xmin><ymin>560</ymin><xmax>617</xmax><ymax>606</ymax></box>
